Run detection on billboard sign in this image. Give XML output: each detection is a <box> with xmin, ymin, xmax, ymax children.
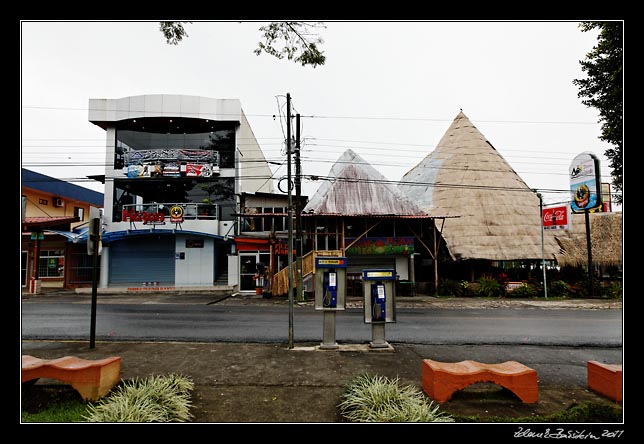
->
<box><xmin>569</xmin><ymin>152</ymin><xmax>602</xmax><ymax>213</ymax></box>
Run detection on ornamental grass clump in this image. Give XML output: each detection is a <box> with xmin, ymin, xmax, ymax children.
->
<box><xmin>83</xmin><ymin>373</ymin><xmax>194</xmax><ymax>423</ymax></box>
<box><xmin>338</xmin><ymin>373</ymin><xmax>454</xmax><ymax>423</ymax></box>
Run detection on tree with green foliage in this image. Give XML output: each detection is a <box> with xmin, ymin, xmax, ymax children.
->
<box><xmin>159</xmin><ymin>21</ymin><xmax>326</xmax><ymax>68</ymax></box>
<box><xmin>573</xmin><ymin>21</ymin><xmax>623</xmax><ymax>205</ymax></box>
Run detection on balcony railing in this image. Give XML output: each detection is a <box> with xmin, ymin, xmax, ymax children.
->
<box><xmin>121</xmin><ymin>202</ymin><xmax>218</xmax><ymax>223</ymax></box>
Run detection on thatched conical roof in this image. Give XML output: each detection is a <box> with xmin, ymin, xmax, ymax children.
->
<box><xmin>398</xmin><ymin>111</ymin><xmax>560</xmax><ymax>261</ymax></box>
<box><xmin>554</xmin><ymin>212</ymin><xmax>623</xmax><ymax>267</ymax></box>
<box><xmin>303</xmin><ymin>149</ymin><xmax>427</xmax><ymax>216</ymax></box>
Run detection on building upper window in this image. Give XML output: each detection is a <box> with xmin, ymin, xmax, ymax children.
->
<box><xmin>242</xmin><ymin>207</ymin><xmax>287</xmax><ymax>233</ymax></box>
<box><xmin>114</xmin><ymin>117</ymin><xmax>237</xmax><ymax>174</ymax></box>
<box><xmin>74</xmin><ymin>206</ymin><xmax>85</xmax><ymax>221</ymax></box>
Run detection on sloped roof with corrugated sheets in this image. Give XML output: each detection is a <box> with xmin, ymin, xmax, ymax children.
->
<box><xmin>303</xmin><ymin>149</ymin><xmax>428</xmax><ymax>217</ymax></box>
<box><xmin>397</xmin><ymin>111</ymin><xmax>561</xmax><ymax>261</ymax></box>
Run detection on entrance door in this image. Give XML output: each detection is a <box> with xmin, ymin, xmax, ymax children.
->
<box><xmin>239</xmin><ymin>252</ymin><xmax>270</xmax><ymax>292</ymax></box>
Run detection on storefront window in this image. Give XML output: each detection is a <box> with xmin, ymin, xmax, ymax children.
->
<box><xmin>38</xmin><ymin>250</ymin><xmax>64</xmax><ymax>278</ymax></box>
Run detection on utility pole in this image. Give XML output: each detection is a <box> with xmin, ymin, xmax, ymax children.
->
<box><xmin>538</xmin><ymin>194</ymin><xmax>548</xmax><ymax>299</ymax></box>
<box><xmin>295</xmin><ymin>113</ymin><xmax>303</xmax><ymax>302</ymax></box>
<box><xmin>286</xmin><ymin>93</ymin><xmax>294</xmax><ymax>349</ymax></box>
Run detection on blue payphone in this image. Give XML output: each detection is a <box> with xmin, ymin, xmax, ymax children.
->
<box><xmin>362</xmin><ymin>269</ymin><xmax>396</xmax><ymax>348</ymax></box>
<box><xmin>314</xmin><ymin>257</ymin><xmax>347</xmax><ymax>349</ymax></box>
<box><xmin>314</xmin><ymin>257</ymin><xmax>347</xmax><ymax>311</ymax></box>
<box><xmin>362</xmin><ymin>269</ymin><xmax>396</xmax><ymax>324</ymax></box>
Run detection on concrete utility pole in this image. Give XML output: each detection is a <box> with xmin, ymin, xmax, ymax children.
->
<box><xmin>539</xmin><ymin>194</ymin><xmax>548</xmax><ymax>299</ymax></box>
<box><xmin>287</xmin><ymin>93</ymin><xmax>294</xmax><ymax>349</ymax></box>
<box><xmin>295</xmin><ymin>113</ymin><xmax>303</xmax><ymax>302</ymax></box>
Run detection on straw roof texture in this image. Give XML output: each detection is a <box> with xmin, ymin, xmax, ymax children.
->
<box><xmin>303</xmin><ymin>149</ymin><xmax>427</xmax><ymax>217</ymax></box>
<box><xmin>554</xmin><ymin>212</ymin><xmax>623</xmax><ymax>267</ymax></box>
<box><xmin>398</xmin><ymin>111</ymin><xmax>560</xmax><ymax>261</ymax></box>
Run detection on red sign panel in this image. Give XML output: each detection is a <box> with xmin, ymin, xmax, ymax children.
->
<box><xmin>542</xmin><ymin>205</ymin><xmax>569</xmax><ymax>230</ymax></box>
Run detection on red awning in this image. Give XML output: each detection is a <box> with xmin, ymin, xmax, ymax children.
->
<box><xmin>22</xmin><ymin>216</ymin><xmax>79</xmax><ymax>232</ymax></box>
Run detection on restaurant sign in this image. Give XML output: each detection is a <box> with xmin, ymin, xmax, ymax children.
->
<box><xmin>346</xmin><ymin>237</ymin><xmax>414</xmax><ymax>256</ymax></box>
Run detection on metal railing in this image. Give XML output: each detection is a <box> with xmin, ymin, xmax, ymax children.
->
<box><xmin>121</xmin><ymin>202</ymin><xmax>218</xmax><ymax>222</ymax></box>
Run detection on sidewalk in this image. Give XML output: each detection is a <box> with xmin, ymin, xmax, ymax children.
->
<box><xmin>21</xmin><ymin>289</ymin><xmax>623</xmax><ymax>423</ymax></box>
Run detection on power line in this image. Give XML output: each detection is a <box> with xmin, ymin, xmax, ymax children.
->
<box><xmin>22</xmin><ymin>104</ymin><xmax>602</xmax><ymax>125</ymax></box>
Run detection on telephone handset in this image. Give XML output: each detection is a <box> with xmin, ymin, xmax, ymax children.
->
<box><xmin>371</xmin><ymin>282</ymin><xmax>386</xmax><ymax>321</ymax></box>
<box><xmin>322</xmin><ymin>271</ymin><xmax>338</xmax><ymax>308</ymax></box>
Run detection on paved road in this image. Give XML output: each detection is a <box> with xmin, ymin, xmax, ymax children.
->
<box><xmin>21</xmin><ymin>301</ymin><xmax>622</xmax><ymax>347</ymax></box>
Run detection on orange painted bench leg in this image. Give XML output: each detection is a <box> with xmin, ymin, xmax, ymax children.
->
<box><xmin>22</xmin><ymin>355</ymin><xmax>121</xmax><ymax>401</ymax></box>
<box><xmin>587</xmin><ymin>361</ymin><xmax>622</xmax><ymax>404</ymax></box>
<box><xmin>422</xmin><ymin>359</ymin><xmax>538</xmax><ymax>403</ymax></box>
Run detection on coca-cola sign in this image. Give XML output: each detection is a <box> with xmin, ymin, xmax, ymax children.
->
<box><xmin>542</xmin><ymin>205</ymin><xmax>569</xmax><ymax>230</ymax></box>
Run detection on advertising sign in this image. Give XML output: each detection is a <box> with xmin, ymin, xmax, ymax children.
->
<box><xmin>542</xmin><ymin>205</ymin><xmax>569</xmax><ymax>230</ymax></box>
<box><xmin>569</xmin><ymin>152</ymin><xmax>602</xmax><ymax>213</ymax></box>
<box><xmin>345</xmin><ymin>237</ymin><xmax>414</xmax><ymax>256</ymax></box>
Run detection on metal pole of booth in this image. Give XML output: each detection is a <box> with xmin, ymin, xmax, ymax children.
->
<box><xmin>320</xmin><ymin>311</ymin><xmax>338</xmax><ymax>349</ymax></box>
<box><xmin>370</xmin><ymin>323</ymin><xmax>388</xmax><ymax>348</ymax></box>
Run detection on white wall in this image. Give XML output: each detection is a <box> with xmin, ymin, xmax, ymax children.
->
<box><xmin>237</xmin><ymin>112</ymin><xmax>275</xmax><ymax>194</ymax></box>
<box><xmin>174</xmin><ymin>235</ymin><xmax>214</xmax><ymax>286</ymax></box>
<box><xmin>227</xmin><ymin>254</ymin><xmax>239</xmax><ymax>286</ymax></box>
<box><xmin>395</xmin><ymin>256</ymin><xmax>409</xmax><ymax>280</ymax></box>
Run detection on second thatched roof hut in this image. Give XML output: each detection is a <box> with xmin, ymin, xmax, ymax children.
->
<box><xmin>554</xmin><ymin>211</ymin><xmax>623</xmax><ymax>269</ymax></box>
<box><xmin>397</xmin><ymin>110</ymin><xmax>561</xmax><ymax>262</ymax></box>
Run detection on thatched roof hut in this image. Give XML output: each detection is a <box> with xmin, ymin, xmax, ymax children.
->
<box><xmin>397</xmin><ymin>111</ymin><xmax>561</xmax><ymax>261</ymax></box>
<box><xmin>554</xmin><ymin>212</ymin><xmax>623</xmax><ymax>268</ymax></box>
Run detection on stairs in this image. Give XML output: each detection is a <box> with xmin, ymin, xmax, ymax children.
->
<box><xmin>214</xmin><ymin>268</ymin><xmax>229</xmax><ymax>286</ymax></box>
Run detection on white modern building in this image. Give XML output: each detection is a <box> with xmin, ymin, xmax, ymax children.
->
<box><xmin>89</xmin><ymin>94</ymin><xmax>274</xmax><ymax>290</ymax></box>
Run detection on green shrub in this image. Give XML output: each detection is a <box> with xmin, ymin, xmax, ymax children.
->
<box><xmin>338</xmin><ymin>373</ymin><xmax>454</xmax><ymax>423</ymax></box>
<box><xmin>437</xmin><ymin>279</ymin><xmax>462</xmax><ymax>297</ymax></box>
<box><xmin>83</xmin><ymin>373</ymin><xmax>194</xmax><ymax>422</ymax></box>
<box><xmin>476</xmin><ymin>276</ymin><xmax>503</xmax><ymax>298</ymax></box>
<box><xmin>548</xmin><ymin>280</ymin><xmax>570</xmax><ymax>297</ymax></box>
<box><xmin>606</xmin><ymin>280</ymin><xmax>622</xmax><ymax>299</ymax></box>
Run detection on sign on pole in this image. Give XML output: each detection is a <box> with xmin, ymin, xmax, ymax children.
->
<box><xmin>542</xmin><ymin>205</ymin><xmax>570</xmax><ymax>231</ymax></box>
<box><xmin>88</xmin><ymin>206</ymin><xmax>102</xmax><ymax>256</ymax></box>
<box><xmin>569</xmin><ymin>152</ymin><xmax>602</xmax><ymax>214</ymax></box>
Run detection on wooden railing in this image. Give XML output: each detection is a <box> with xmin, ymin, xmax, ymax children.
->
<box><xmin>271</xmin><ymin>250</ymin><xmax>342</xmax><ymax>296</ymax></box>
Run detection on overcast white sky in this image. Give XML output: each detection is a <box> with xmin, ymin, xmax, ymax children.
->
<box><xmin>20</xmin><ymin>20</ymin><xmax>619</xmax><ymax>210</ymax></box>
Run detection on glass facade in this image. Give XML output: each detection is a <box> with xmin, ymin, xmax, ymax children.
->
<box><xmin>114</xmin><ymin>117</ymin><xmax>236</xmax><ymax>171</ymax></box>
<box><xmin>111</xmin><ymin>117</ymin><xmax>238</xmax><ymax>223</ymax></box>
<box><xmin>112</xmin><ymin>178</ymin><xmax>235</xmax><ymax>222</ymax></box>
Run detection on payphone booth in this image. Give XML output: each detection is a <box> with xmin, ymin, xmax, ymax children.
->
<box><xmin>314</xmin><ymin>257</ymin><xmax>347</xmax><ymax>349</ymax></box>
<box><xmin>362</xmin><ymin>269</ymin><xmax>396</xmax><ymax>348</ymax></box>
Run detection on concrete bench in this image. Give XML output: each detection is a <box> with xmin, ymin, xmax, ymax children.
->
<box><xmin>22</xmin><ymin>355</ymin><xmax>121</xmax><ymax>401</ymax></box>
<box><xmin>422</xmin><ymin>358</ymin><xmax>538</xmax><ymax>403</ymax></box>
<box><xmin>587</xmin><ymin>360</ymin><xmax>622</xmax><ymax>403</ymax></box>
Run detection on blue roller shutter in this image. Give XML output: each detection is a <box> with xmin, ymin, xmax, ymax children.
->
<box><xmin>109</xmin><ymin>236</ymin><xmax>175</xmax><ymax>285</ymax></box>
